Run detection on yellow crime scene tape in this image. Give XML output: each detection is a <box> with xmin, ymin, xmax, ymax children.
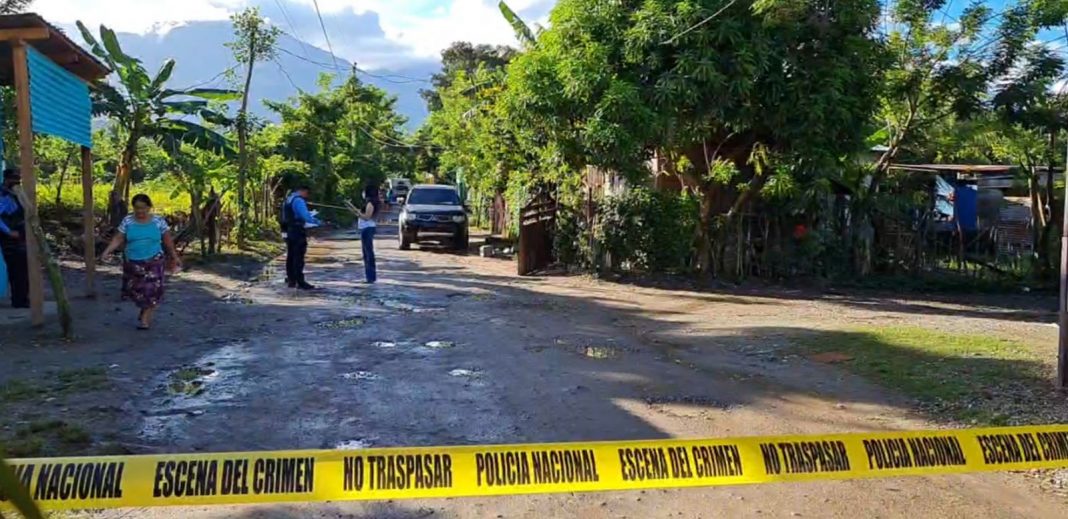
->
<box><xmin>2</xmin><ymin>424</ymin><xmax>1067</xmax><ymax>511</ymax></box>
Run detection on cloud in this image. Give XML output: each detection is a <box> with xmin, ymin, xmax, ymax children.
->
<box><xmin>34</xmin><ymin>0</ymin><xmax>243</xmax><ymax>33</ymax></box>
<box><xmin>34</xmin><ymin>0</ymin><xmax>557</xmax><ymax>69</ymax></box>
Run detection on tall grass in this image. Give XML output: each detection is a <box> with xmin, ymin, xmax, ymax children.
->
<box><xmin>36</xmin><ymin>180</ymin><xmax>192</xmax><ymax>215</ymax></box>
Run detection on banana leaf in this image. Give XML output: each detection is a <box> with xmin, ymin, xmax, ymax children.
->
<box><xmin>0</xmin><ymin>455</ymin><xmax>43</xmax><ymax>519</ymax></box>
<box><xmin>498</xmin><ymin>1</ymin><xmax>536</xmax><ymax>48</ymax></box>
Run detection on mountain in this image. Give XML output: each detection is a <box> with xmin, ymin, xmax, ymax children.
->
<box><xmin>62</xmin><ymin>21</ymin><xmax>438</xmax><ymax>130</ymax></box>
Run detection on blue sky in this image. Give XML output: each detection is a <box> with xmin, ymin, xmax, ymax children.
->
<box><xmin>33</xmin><ymin>0</ymin><xmax>557</xmax><ymax>69</ymax></box>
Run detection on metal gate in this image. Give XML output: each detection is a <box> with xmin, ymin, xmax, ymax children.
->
<box><xmin>518</xmin><ymin>190</ymin><xmax>557</xmax><ymax>276</ymax></box>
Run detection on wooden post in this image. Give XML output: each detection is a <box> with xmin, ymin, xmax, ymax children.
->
<box><xmin>12</xmin><ymin>41</ymin><xmax>43</xmax><ymax>326</ymax></box>
<box><xmin>81</xmin><ymin>146</ymin><xmax>96</xmax><ymax>298</ymax></box>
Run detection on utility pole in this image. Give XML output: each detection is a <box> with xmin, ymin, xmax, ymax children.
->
<box><xmin>1060</xmin><ymin>137</ymin><xmax>1068</xmax><ymax>389</ymax></box>
<box><xmin>1058</xmin><ymin>23</ymin><xmax>1068</xmax><ymax>389</ymax></box>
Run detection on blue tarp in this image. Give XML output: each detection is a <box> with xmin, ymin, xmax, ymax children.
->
<box><xmin>935</xmin><ymin>176</ymin><xmax>954</xmax><ymax>218</ymax></box>
<box><xmin>955</xmin><ymin>185</ymin><xmax>979</xmax><ymax>231</ymax></box>
<box><xmin>27</xmin><ymin>46</ymin><xmax>92</xmax><ymax>148</ymax></box>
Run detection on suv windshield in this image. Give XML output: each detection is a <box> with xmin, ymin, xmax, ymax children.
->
<box><xmin>408</xmin><ymin>188</ymin><xmax>461</xmax><ymax>206</ymax></box>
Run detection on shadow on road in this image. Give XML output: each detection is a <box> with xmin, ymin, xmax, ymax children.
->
<box><xmin>1</xmin><ymin>222</ymin><xmax>1062</xmax><ymax>462</ymax></box>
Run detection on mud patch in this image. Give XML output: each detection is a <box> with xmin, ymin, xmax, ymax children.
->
<box><xmin>318</xmin><ymin>317</ymin><xmax>365</xmax><ymax>330</ymax></box>
<box><xmin>644</xmin><ymin>395</ymin><xmax>733</xmax><ymax>409</ymax></box>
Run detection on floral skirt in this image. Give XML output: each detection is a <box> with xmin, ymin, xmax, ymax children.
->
<box><xmin>122</xmin><ymin>255</ymin><xmax>165</xmax><ymax>309</ymax></box>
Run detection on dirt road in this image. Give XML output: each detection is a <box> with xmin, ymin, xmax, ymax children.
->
<box><xmin>2</xmin><ymin>219</ymin><xmax>1066</xmax><ymax>518</ymax></box>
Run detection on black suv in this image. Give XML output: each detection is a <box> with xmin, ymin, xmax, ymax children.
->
<box><xmin>399</xmin><ymin>185</ymin><xmax>469</xmax><ymax>251</ymax></box>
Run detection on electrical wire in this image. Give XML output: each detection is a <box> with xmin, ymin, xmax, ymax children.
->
<box><xmin>311</xmin><ymin>0</ymin><xmax>342</xmax><ymax>74</ymax></box>
<box><xmin>662</xmin><ymin>0</ymin><xmax>739</xmax><ymax>45</ymax></box>
<box><xmin>273</xmin><ymin>57</ymin><xmax>303</xmax><ymax>93</ymax></box>
<box><xmin>177</xmin><ymin>64</ymin><xmax>239</xmax><ymax>91</ymax></box>
<box><xmin>274</xmin><ymin>0</ymin><xmax>312</xmax><ymax>62</ymax></box>
<box><xmin>277</xmin><ymin>47</ymin><xmax>430</xmax><ymax>84</ymax></box>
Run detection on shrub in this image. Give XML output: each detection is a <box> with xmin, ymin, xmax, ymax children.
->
<box><xmin>595</xmin><ymin>188</ymin><xmax>698</xmax><ymax>273</ymax></box>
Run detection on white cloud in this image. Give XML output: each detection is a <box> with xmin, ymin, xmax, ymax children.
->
<box><xmin>34</xmin><ymin>0</ymin><xmax>555</xmax><ymax>60</ymax></box>
<box><xmin>34</xmin><ymin>0</ymin><xmax>246</xmax><ymax>33</ymax></box>
<box><xmin>291</xmin><ymin>0</ymin><xmax>553</xmax><ymax>58</ymax></box>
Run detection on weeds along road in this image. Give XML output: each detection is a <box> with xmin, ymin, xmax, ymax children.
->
<box><xmin>2</xmin><ymin>217</ymin><xmax>1065</xmax><ymax>518</ymax></box>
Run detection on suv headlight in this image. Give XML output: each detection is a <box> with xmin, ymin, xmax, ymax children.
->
<box><xmin>451</xmin><ymin>214</ymin><xmax>467</xmax><ymax>223</ymax></box>
<box><xmin>403</xmin><ymin>212</ymin><xmax>417</xmax><ymax>222</ymax></box>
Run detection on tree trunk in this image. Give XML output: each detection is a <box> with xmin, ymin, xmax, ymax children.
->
<box><xmin>695</xmin><ymin>188</ymin><xmax>715</xmax><ymax>276</ymax></box>
<box><xmin>236</xmin><ymin>31</ymin><xmax>257</xmax><ymax>248</ymax></box>
<box><xmin>54</xmin><ymin>147</ymin><xmax>75</xmax><ymax>208</ymax></box>
<box><xmin>109</xmin><ymin>134</ymin><xmax>138</xmax><ymax>225</ymax></box>
<box><xmin>12</xmin><ymin>186</ymin><xmax>73</xmax><ymax>339</ymax></box>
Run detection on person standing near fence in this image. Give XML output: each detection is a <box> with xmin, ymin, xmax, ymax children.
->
<box><xmin>282</xmin><ymin>185</ymin><xmax>320</xmax><ymax>290</ymax></box>
<box><xmin>0</xmin><ymin>168</ymin><xmax>28</xmax><ymax>308</ymax></box>
<box><xmin>358</xmin><ymin>184</ymin><xmax>380</xmax><ymax>284</ymax></box>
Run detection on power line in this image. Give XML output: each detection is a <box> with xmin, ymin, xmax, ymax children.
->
<box><xmin>274</xmin><ymin>0</ymin><xmax>311</xmax><ymax>62</ymax></box>
<box><xmin>662</xmin><ymin>0</ymin><xmax>739</xmax><ymax>45</ymax></box>
<box><xmin>273</xmin><ymin>57</ymin><xmax>303</xmax><ymax>93</ymax></box>
<box><xmin>311</xmin><ymin>0</ymin><xmax>342</xmax><ymax>74</ymax></box>
<box><xmin>177</xmin><ymin>64</ymin><xmax>239</xmax><ymax>91</ymax></box>
<box><xmin>277</xmin><ymin>47</ymin><xmax>430</xmax><ymax>84</ymax></box>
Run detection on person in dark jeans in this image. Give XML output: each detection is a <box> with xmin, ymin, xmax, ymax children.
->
<box><xmin>357</xmin><ymin>184</ymin><xmax>380</xmax><ymax>284</ymax></box>
<box><xmin>0</xmin><ymin>168</ymin><xmax>29</xmax><ymax>308</ymax></box>
<box><xmin>282</xmin><ymin>185</ymin><xmax>320</xmax><ymax>290</ymax></box>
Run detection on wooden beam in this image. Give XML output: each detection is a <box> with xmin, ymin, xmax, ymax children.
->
<box><xmin>81</xmin><ymin>146</ymin><xmax>96</xmax><ymax>298</ymax></box>
<box><xmin>12</xmin><ymin>41</ymin><xmax>43</xmax><ymax>326</ymax></box>
<box><xmin>0</xmin><ymin>28</ymin><xmax>50</xmax><ymax>42</ymax></box>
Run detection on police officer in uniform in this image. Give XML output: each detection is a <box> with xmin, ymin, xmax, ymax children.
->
<box><xmin>282</xmin><ymin>185</ymin><xmax>320</xmax><ymax>290</ymax></box>
<box><xmin>0</xmin><ymin>168</ymin><xmax>29</xmax><ymax>308</ymax></box>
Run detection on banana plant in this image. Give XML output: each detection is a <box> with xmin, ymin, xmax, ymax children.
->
<box><xmin>0</xmin><ymin>455</ymin><xmax>43</xmax><ymax>519</ymax></box>
<box><xmin>75</xmin><ymin>21</ymin><xmax>238</xmax><ymax>212</ymax></box>
<box><xmin>498</xmin><ymin>1</ymin><xmax>537</xmax><ymax>49</ymax></box>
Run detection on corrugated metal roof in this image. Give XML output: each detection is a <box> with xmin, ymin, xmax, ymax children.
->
<box><xmin>890</xmin><ymin>164</ymin><xmax>1017</xmax><ymax>174</ymax></box>
<box><xmin>0</xmin><ymin>13</ymin><xmax>110</xmax><ymax>84</ymax></box>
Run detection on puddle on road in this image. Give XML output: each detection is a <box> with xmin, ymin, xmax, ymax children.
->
<box><xmin>217</xmin><ymin>293</ymin><xmax>254</xmax><ymax>305</ymax></box>
<box><xmin>341</xmin><ymin>371</ymin><xmax>380</xmax><ymax>381</ymax></box>
<box><xmin>167</xmin><ymin>366</ymin><xmax>216</xmax><ymax>396</ymax></box>
<box><xmin>336</xmin><ymin>439</ymin><xmax>374</xmax><ymax>450</ymax></box>
<box><xmin>139</xmin><ymin>341</ymin><xmax>254</xmax><ymax>444</ymax></box>
<box><xmin>318</xmin><ymin>317</ymin><xmax>365</xmax><ymax>330</ymax></box>
<box><xmin>449</xmin><ymin>369</ymin><xmax>481</xmax><ymax>378</ymax></box>
<box><xmin>584</xmin><ymin>346</ymin><xmax>620</xmax><ymax>359</ymax></box>
<box><xmin>379</xmin><ymin>298</ymin><xmax>444</xmax><ymax>314</ymax></box>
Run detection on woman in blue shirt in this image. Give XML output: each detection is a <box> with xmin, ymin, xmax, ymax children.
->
<box><xmin>102</xmin><ymin>194</ymin><xmax>181</xmax><ymax>330</ymax></box>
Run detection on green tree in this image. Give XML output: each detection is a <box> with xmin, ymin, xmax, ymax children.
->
<box><xmin>420</xmin><ymin>41</ymin><xmax>516</xmax><ymax>111</ymax></box>
<box><xmin>268</xmin><ymin>74</ymin><xmax>410</xmax><ymax>220</ymax></box>
<box><xmin>228</xmin><ymin>6</ymin><xmax>282</xmax><ymax>245</ymax></box>
<box><xmin>505</xmin><ymin>0</ymin><xmax>883</xmax><ymax>275</ymax></box>
<box><xmin>0</xmin><ymin>0</ymin><xmax>31</xmax><ymax>14</ymax></box>
<box><xmin>76</xmin><ymin>21</ymin><xmax>237</xmax><ymax>222</ymax></box>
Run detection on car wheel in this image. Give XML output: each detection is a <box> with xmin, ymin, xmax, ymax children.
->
<box><xmin>454</xmin><ymin>231</ymin><xmax>469</xmax><ymax>251</ymax></box>
<box><xmin>399</xmin><ymin>229</ymin><xmax>412</xmax><ymax>250</ymax></box>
